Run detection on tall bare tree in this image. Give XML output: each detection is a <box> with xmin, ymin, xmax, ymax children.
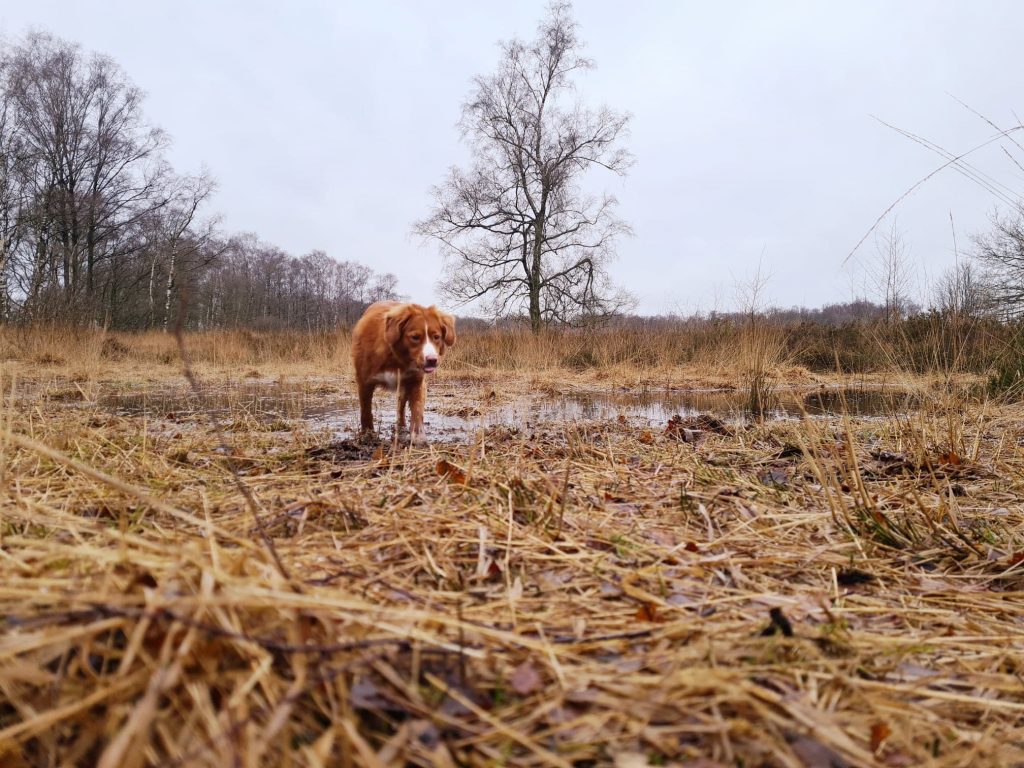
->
<box><xmin>933</xmin><ymin>259</ymin><xmax>988</xmax><ymax>318</ymax></box>
<box><xmin>867</xmin><ymin>220</ymin><xmax>915</xmax><ymax>323</ymax></box>
<box><xmin>2</xmin><ymin>32</ymin><xmax>168</xmax><ymax>321</ymax></box>
<box><xmin>416</xmin><ymin>2</ymin><xmax>633</xmax><ymax>332</ymax></box>
<box><xmin>0</xmin><ymin>30</ymin><xmax>400</xmax><ymax>330</ymax></box>
<box><xmin>974</xmin><ymin>205</ymin><xmax>1024</xmax><ymax>318</ymax></box>
<box><xmin>0</xmin><ymin>69</ymin><xmax>27</xmax><ymax>320</ymax></box>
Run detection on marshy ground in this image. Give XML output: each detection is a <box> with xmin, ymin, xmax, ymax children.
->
<box><xmin>1</xmin><ymin>329</ymin><xmax>1023</xmax><ymax>766</ymax></box>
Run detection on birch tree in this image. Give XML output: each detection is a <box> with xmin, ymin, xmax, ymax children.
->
<box><xmin>416</xmin><ymin>2</ymin><xmax>633</xmax><ymax>332</ymax></box>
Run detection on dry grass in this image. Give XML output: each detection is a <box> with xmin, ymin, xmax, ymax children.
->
<box><xmin>0</xmin><ymin>323</ymin><xmax>944</xmax><ymax>391</ymax></box>
<box><xmin>0</xmin><ymin>328</ymin><xmax>1022</xmax><ymax>766</ymax></box>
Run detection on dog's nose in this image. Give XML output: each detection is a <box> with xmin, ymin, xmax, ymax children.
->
<box><xmin>425</xmin><ymin>355</ymin><xmax>439</xmax><ymax>367</ymax></box>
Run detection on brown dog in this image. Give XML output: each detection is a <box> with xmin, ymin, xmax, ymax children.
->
<box><xmin>351</xmin><ymin>301</ymin><xmax>456</xmax><ymax>444</ymax></box>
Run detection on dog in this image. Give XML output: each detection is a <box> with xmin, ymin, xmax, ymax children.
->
<box><xmin>351</xmin><ymin>301</ymin><xmax>456</xmax><ymax>445</ymax></box>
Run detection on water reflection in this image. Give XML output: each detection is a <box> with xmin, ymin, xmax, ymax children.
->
<box><xmin>101</xmin><ymin>381</ymin><xmax>915</xmax><ymax>440</ymax></box>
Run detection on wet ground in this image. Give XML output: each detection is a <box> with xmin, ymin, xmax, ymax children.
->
<box><xmin>95</xmin><ymin>379</ymin><xmax>918</xmax><ymax>443</ymax></box>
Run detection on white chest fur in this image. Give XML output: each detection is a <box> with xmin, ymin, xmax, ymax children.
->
<box><xmin>372</xmin><ymin>371</ymin><xmax>398</xmax><ymax>391</ymax></box>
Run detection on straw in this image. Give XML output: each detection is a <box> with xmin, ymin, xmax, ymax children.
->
<box><xmin>1</xmin><ymin>352</ymin><xmax>1022</xmax><ymax>766</ymax></box>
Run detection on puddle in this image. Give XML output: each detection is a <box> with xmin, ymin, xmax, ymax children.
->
<box><xmin>99</xmin><ymin>382</ymin><xmax>916</xmax><ymax>442</ymax></box>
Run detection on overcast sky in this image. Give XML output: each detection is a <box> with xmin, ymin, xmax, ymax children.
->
<box><xmin>3</xmin><ymin>1</ymin><xmax>1023</xmax><ymax>315</ymax></box>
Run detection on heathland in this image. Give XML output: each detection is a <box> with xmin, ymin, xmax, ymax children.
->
<box><xmin>0</xmin><ymin>323</ymin><xmax>1022</xmax><ymax>767</ymax></box>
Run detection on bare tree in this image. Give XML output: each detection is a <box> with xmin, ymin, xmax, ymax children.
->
<box><xmin>973</xmin><ymin>205</ymin><xmax>1024</xmax><ymax>318</ymax></box>
<box><xmin>156</xmin><ymin>173</ymin><xmax>216</xmax><ymax>330</ymax></box>
<box><xmin>0</xmin><ymin>69</ymin><xmax>27</xmax><ymax>321</ymax></box>
<box><xmin>0</xmin><ymin>30</ymin><xmax>400</xmax><ymax>331</ymax></box>
<box><xmin>867</xmin><ymin>220</ymin><xmax>915</xmax><ymax>323</ymax></box>
<box><xmin>1</xmin><ymin>31</ymin><xmax>169</xmax><ymax>322</ymax></box>
<box><xmin>932</xmin><ymin>259</ymin><xmax>989</xmax><ymax>318</ymax></box>
<box><xmin>416</xmin><ymin>1</ymin><xmax>633</xmax><ymax>333</ymax></box>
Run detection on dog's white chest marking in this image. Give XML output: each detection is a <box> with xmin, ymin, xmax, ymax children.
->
<box><xmin>373</xmin><ymin>371</ymin><xmax>398</xmax><ymax>391</ymax></box>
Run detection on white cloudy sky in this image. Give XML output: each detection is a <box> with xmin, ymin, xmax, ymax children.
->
<box><xmin>3</xmin><ymin>1</ymin><xmax>1023</xmax><ymax>315</ymax></box>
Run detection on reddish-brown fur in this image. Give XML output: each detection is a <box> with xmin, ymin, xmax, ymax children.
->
<box><xmin>351</xmin><ymin>301</ymin><xmax>456</xmax><ymax>444</ymax></box>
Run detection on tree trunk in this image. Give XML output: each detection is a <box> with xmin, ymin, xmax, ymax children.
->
<box><xmin>529</xmin><ymin>221</ymin><xmax>544</xmax><ymax>334</ymax></box>
<box><xmin>148</xmin><ymin>254</ymin><xmax>158</xmax><ymax>328</ymax></box>
<box><xmin>163</xmin><ymin>244</ymin><xmax>177</xmax><ymax>332</ymax></box>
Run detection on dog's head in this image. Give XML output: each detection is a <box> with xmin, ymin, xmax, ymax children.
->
<box><xmin>384</xmin><ymin>303</ymin><xmax>456</xmax><ymax>374</ymax></box>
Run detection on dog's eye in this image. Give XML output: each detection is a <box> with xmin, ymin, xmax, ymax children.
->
<box><xmin>409</xmin><ymin>334</ymin><xmax>422</xmax><ymax>343</ymax></box>
<box><xmin>431</xmin><ymin>333</ymin><xmax>441</xmax><ymax>341</ymax></box>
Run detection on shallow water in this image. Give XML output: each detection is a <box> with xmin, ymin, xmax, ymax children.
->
<box><xmin>100</xmin><ymin>381</ymin><xmax>916</xmax><ymax>441</ymax></box>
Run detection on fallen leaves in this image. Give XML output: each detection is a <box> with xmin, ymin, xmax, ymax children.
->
<box><xmin>666</xmin><ymin>414</ymin><xmax>733</xmax><ymax>442</ymax></box>
<box><xmin>510</xmin><ymin>660</ymin><xmax>543</xmax><ymax>696</ymax></box>
<box><xmin>435</xmin><ymin>459</ymin><xmax>467</xmax><ymax>484</ymax></box>
<box><xmin>870</xmin><ymin>721</ymin><xmax>892</xmax><ymax>752</ymax></box>
<box><xmin>758</xmin><ymin>467</ymin><xmax>790</xmax><ymax>489</ymax></box>
<box><xmin>634</xmin><ymin>602</ymin><xmax>661</xmax><ymax>623</ymax></box>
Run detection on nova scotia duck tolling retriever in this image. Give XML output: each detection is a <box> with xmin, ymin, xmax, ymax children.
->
<box><xmin>351</xmin><ymin>301</ymin><xmax>456</xmax><ymax>445</ymax></box>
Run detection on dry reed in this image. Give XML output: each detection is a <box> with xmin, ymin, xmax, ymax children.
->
<box><xmin>0</xmin><ymin>330</ymin><xmax>1022</xmax><ymax>766</ymax></box>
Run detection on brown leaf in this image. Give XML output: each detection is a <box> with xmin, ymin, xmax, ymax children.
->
<box><xmin>635</xmin><ymin>602</ymin><xmax>660</xmax><ymax>622</ymax></box>
<box><xmin>759</xmin><ymin>467</ymin><xmax>790</xmax><ymax>488</ymax></box>
<box><xmin>510</xmin><ymin>660</ymin><xmax>542</xmax><ymax>696</ymax></box>
<box><xmin>789</xmin><ymin>734</ymin><xmax>850</xmax><ymax>768</ymax></box>
<box><xmin>638</xmin><ymin>428</ymin><xmax>654</xmax><ymax>444</ymax></box>
<box><xmin>937</xmin><ymin>451</ymin><xmax>961</xmax><ymax>466</ymax></box>
<box><xmin>435</xmin><ymin>459</ymin><xmax>467</xmax><ymax>484</ymax></box>
<box><xmin>870</xmin><ymin>721</ymin><xmax>892</xmax><ymax>752</ymax></box>
<box><xmin>684</xmin><ymin>541</ymin><xmax>699</xmax><ymax>553</ymax></box>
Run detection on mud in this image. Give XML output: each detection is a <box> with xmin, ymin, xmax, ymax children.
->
<box><xmin>98</xmin><ymin>380</ymin><xmax>917</xmax><ymax>443</ymax></box>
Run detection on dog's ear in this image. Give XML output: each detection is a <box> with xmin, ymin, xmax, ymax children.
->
<box><xmin>438</xmin><ymin>310</ymin><xmax>456</xmax><ymax>348</ymax></box>
<box><xmin>384</xmin><ymin>304</ymin><xmax>412</xmax><ymax>346</ymax></box>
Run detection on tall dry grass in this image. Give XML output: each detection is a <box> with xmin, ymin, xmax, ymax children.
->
<box><xmin>0</xmin><ymin>316</ymin><xmax>1010</xmax><ymax>387</ymax></box>
<box><xmin>0</xmin><ymin>325</ymin><xmax>351</xmax><ymax>371</ymax></box>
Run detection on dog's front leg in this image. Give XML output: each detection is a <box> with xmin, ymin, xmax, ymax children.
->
<box><xmin>406</xmin><ymin>378</ymin><xmax>427</xmax><ymax>446</ymax></box>
<box><xmin>397</xmin><ymin>382</ymin><xmax>409</xmax><ymax>432</ymax></box>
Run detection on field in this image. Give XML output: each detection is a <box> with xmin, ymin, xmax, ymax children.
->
<box><xmin>1</xmin><ymin>326</ymin><xmax>1023</xmax><ymax>767</ymax></box>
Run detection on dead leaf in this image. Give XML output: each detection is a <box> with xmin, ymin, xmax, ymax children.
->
<box><xmin>638</xmin><ymin>428</ymin><xmax>654</xmax><ymax>444</ymax></box>
<box><xmin>937</xmin><ymin>451</ymin><xmax>961</xmax><ymax>466</ymax></box>
<box><xmin>870</xmin><ymin>721</ymin><xmax>892</xmax><ymax>752</ymax></box>
<box><xmin>435</xmin><ymin>459</ymin><xmax>467</xmax><ymax>484</ymax></box>
<box><xmin>758</xmin><ymin>467</ymin><xmax>790</xmax><ymax>488</ymax></box>
<box><xmin>635</xmin><ymin>602</ymin><xmax>660</xmax><ymax>622</ymax></box>
<box><xmin>684</xmin><ymin>541</ymin><xmax>699</xmax><ymax>553</ymax></box>
<box><xmin>351</xmin><ymin>679</ymin><xmax>389</xmax><ymax>709</ymax></box>
<box><xmin>789</xmin><ymin>734</ymin><xmax>851</xmax><ymax>768</ymax></box>
<box><xmin>510</xmin><ymin>660</ymin><xmax>542</xmax><ymax>696</ymax></box>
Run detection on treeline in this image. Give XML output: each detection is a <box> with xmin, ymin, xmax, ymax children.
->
<box><xmin>0</xmin><ymin>32</ymin><xmax>397</xmax><ymax>331</ymax></box>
